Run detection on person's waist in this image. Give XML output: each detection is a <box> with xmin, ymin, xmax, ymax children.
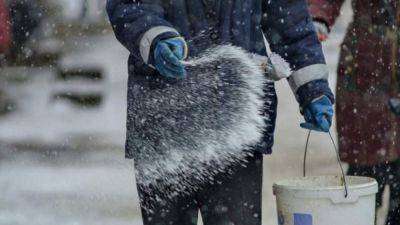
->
<box><xmin>350</xmin><ymin>21</ymin><xmax>398</xmax><ymax>38</ymax></box>
<box><xmin>353</xmin><ymin>13</ymin><xmax>398</xmax><ymax>29</ymax></box>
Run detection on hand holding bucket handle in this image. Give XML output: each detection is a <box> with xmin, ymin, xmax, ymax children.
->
<box><xmin>303</xmin><ymin>129</ymin><xmax>349</xmax><ymax>198</ymax></box>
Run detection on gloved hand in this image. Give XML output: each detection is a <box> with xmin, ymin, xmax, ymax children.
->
<box><xmin>300</xmin><ymin>95</ymin><xmax>333</xmax><ymax>132</ymax></box>
<box><xmin>153</xmin><ymin>37</ymin><xmax>188</xmax><ymax>79</ymax></box>
<box><xmin>313</xmin><ymin>21</ymin><xmax>329</xmax><ymax>42</ymax></box>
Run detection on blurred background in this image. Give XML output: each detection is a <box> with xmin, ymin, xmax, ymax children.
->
<box><xmin>0</xmin><ymin>0</ymin><xmax>389</xmax><ymax>225</ymax></box>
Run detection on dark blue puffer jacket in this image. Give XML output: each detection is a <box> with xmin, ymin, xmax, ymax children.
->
<box><xmin>106</xmin><ymin>0</ymin><xmax>334</xmax><ymax>158</ymax></box>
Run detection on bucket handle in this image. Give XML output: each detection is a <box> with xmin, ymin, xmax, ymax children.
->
<box><xmin>303</xmin><ymin>130</ymin><xmax>349</xmax><ymax>198</ymax></box>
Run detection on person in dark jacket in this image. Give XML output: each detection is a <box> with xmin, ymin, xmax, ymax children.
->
<box><xmin>107</xmin><ymin>0</ymin><xmax>334</xmax><ymax>224</ymax></box>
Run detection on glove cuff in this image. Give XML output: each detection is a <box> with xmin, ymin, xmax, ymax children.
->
<box><xmin>296</xmin><ymin>79</ymin><xmax>335</xmax><ymax>113</ymax></box>
<box><xmin>148</xmin><ymin>36</ymin><xmax>188</xmax><ymax>68</ymax></box>
<box><xmin>313</xmin><ymin>20</ymin><xmax>330</xmax><ymax>35</ymax></box>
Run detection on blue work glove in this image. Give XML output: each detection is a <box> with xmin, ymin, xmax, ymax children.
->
<box><xmin>153</xmin><ymin>37</ymin><xmax>188</xmax><ymax>79</ymax></box>
<box><xmin>300</xmin><ymin>96</ymin><xmax>333</xmax><ymax>132</ymax></box>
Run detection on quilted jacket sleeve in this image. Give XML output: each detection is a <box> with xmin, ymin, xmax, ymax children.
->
<box><xmin>262</xmin><ymin>0</ymin><xmax>334</xmax><ymax>107</ymax></box>
<box><xmin>106</xmin><ymin>0</ymin><xmax>180</xmax><ymax>64</ymax></box>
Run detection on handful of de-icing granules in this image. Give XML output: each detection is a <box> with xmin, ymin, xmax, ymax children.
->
<box><xmin>128</xmin><ymin>45</ymin><xmax>281</xmax><ymax>212</ymax></box>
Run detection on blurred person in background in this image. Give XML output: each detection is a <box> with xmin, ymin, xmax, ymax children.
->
<box><xmin>6</xmin><ymin>0</ymin><xmax>43</xmax><ymax>61</ymax></box>
<box><xmin>308</xmin><ymin>1</ymin><xmax>400</xmax><ymax>224</ymax></box>
<box><xmin>0</xmin><ymin>0</ymin><xmax>10</xmax><ymax>56</ymax></box>
<box><xmin>107</xmin><ymin>0</ymin><xmax>335</xmax><ymax>224</ymax></box>
<box><xmin>0</xmin><ymin>0</ymin><xmax>12</xmax><ymax>114</ymax></box>
<box><xmin>80</xmin><ymin>0</ymin><xmax>106</xmax><ymax>22</ymax></box>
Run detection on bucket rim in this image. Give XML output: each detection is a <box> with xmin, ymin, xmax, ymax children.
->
<box><xmin>273</xmin><ymin>175</ymin><xmax>377</xmax><ymax>191</ymax></box>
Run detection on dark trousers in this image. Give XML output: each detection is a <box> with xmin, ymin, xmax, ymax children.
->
<box><xmin>348</xmin><ymin>160</ymin><xmax>400</xmax><ymax>225</ymax></box>
<box><xmin>136</xmin><ymin>152</ymin><xmax>263</xmax><ymax>225</ymax></box>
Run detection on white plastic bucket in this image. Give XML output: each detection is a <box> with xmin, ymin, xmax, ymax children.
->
<box><xmin>273</xmin><ymin>175</ymin><xmax>378</xmax><ymax>225</ymax></box>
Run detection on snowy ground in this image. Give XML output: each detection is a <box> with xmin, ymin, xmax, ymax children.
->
<box><xmin>0</xmin><ymin>1</ymin><xmax>386</xmax><ymax>225</ymax></box>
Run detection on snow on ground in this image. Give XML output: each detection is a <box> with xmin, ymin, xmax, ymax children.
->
<box><xmin>0</xmin><ymin>144</ymin><xmax>140</xmax><ymax>225</ymax></box>
<box><xmin>1</xmin><ymin>1</ymin><xmax>386</xmax><ymax>225</ymax></box>
<box><xmin>0</xmin><ymin>34</ymin><xmax>128</xmax><ymax>146</ymax></box>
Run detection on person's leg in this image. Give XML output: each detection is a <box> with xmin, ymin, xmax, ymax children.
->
<box><xmin>386</xmin><ymin>160</ymin><xmax>400</xmax><ymax>225</ymax></box>
<box><xmin>137</xmin><ymin>189</ymin><xmax>199</xmax><ymax>225</ymax></box>
<box><xmin>135</xmin><ymin>171</ymin><xmax>199</xmax><ymax>225</ymax></box>
<box><xmin>198</xmin><ymin>152</ymin><xmax>263</xmax><ymax>225</ymax></box>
